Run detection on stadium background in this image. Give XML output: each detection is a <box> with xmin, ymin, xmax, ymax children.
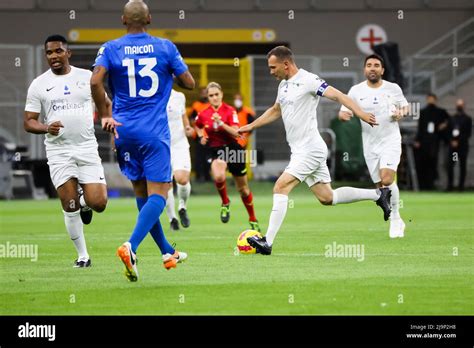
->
<box><xmin>0</xmin><ymin>0</ymin><xmax>472</xmax><ymax>198</ymax></box>
<box><xmin>0</xmin><ymin>1</ymin><xmax>473</xmax><ymax>326</ymax></box>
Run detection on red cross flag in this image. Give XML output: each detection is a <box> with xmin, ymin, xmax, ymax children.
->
<box><xmin>356</xmin><ymin>24</ymin><xmax>387</xmax><ymax>54</ymax></box>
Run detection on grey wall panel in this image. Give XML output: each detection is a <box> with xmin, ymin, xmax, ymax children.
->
<box><xmin>0</xmin><ymin>10</ymin><xmax>471</xmax><ymax>59</ymax></box>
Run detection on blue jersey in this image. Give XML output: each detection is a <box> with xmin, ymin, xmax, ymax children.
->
<box><xmin>94</xmin><ymin>32</ymin><xmax>188</xmax><ymax>140</ymax></box>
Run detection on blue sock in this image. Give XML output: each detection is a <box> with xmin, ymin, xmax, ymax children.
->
<box><xmin>136</xmin><ymin>197</ymin><xmax>147</xmax><ymax>211</ymax></box>
<box><xmin>149</xmin><ymin>221</ymin><xmax>175</xmax><ymax>255</ymax></box>
<box><xmin>134</xmin><ymin>196</ymin><xmax>174</xmax><ymax>255</ymax></box>
<box><xmin>129</xmin><ymin>194</ymin><xmax>166</xmax><ymax>253</ymax></box>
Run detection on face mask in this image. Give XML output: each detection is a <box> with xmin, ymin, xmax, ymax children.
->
<box><xmin>234</xmin><ymin>99</ymin><xmax>243</xmax><ymax>109</ymax></box>
<box><xmin>456</xmin><ymin>106</ymin><xmax>464</xmax><ymax>113</ymax></box>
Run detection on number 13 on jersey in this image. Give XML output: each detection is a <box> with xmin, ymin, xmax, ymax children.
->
<box><xmin>122</xmin><ymin>58</ymin><xmax>159</xmax><ymax>97</ymax></box>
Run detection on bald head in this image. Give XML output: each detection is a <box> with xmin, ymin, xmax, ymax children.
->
<box><xmin>122</xmin><ymin>1</ymin><xmax>150</xmax><ymax>28</ymax></box>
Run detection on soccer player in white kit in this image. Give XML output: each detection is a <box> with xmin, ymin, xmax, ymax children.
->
<box><xmin>339</xmin><ymin>54</ymin><xmax>409</xmax><ymax>238</ymax></box>
<box><xmin>165</xmin><ymin>89</ymin><xmax>194</xmax><ymax>231</ymax></box>
<box><xmin>24</xmin><ymin>35</ymin><xmax>110</xmax><ymax>267</ymax></box>
<box><xmin>238</xmin><ymin>46</ymin><xmax>392</xmax><ymax>255</ymax></box>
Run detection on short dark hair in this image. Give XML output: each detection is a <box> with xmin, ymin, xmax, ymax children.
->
<box><xmin>44</xmin><ymin>35</ymin><xmax>68</xmax><ymax>48</ymax></box>
<box><xmin>267</xmin><ymin>46</ymin><xmax>294</xmax><ymax>62</ymax></box>
<box><xmin>427</xmin><ymin>92</ymin><xmax>437</xmax><ymax>99</ymax></box>
<box><xmin>364</xmin><ymin>54</ymin><xmax>385</xmax><ymax>68</ymax></box>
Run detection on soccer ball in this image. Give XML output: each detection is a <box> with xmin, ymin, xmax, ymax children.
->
<box><xmin>236</xmin><ymin>229</ymin><xmax>262</xmax><ymax>254</ymax></box>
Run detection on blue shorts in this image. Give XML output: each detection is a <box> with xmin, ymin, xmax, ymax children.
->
<box><xmin>115</xmin><ymin>137</ymin><xmax>172</xmax><ymax>183</ymax></box>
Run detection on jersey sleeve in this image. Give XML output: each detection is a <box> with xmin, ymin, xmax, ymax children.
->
<box><xmin>167</xmin><ymin>40</ymin><xmax>188</xmax><ymax>77</ymax></box>
<box><xmin>228</xmin><ymin>108</ymin><xmax>240</xmax><ymax>127</ymax></box>
<box><xmin>340</xmin><ymin>87</ymin><xmax>355</xmax><ymax>113</ymax></box>
<box><xmin>195</xmin><ymin>112</ymin><xmax>204</xmax><ymax>128</ymax></box>
<box><xmin>309</xmin><ymin>74</ymin><xmax>329</xmax><ymax>97</ymax></box>
<box><xmin>24</xmin><ymin>80</ymin><xmax>42</xmax><ymax>113</ymax></box>
<box><xmin>93</xmin><ymin>44</ymin><xmax>111</xmax><ymax>70</ymax></box>
<box><xmin>392</xmin><ymin>84</ymin><xmax>409</xmax><ymax>107</ymax></box>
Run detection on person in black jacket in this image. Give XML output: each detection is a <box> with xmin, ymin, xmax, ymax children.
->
<box><xmin>414</xmin><ymin>93</ymin><xmax>449</xmax><ymax>189</ymax></box>
<box><xmin>447</xmin><ymin>99</ymin><xmax>472</xmax><ymax>191</ymax></box>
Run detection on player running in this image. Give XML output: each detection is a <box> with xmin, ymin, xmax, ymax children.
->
<box><xmin>165</xmin><ymin>89</ymin><xmax>194</xmax><ymax>231</ymax></box>
<box><xmin>195</xmin><ymin>82</ymin><xmax>260</xmax><ymax>231</ymax></box>
<box><xmin>24</xmin><ymin>35</ymin><xmax>109</xmax><ymax>268</ymax></box>
<box><xmin>238</xmin><ymin>46</ymin><xmax>391</xmax><ymax>255</ymax></box>
<box><xmin>338</xmin><ymin>54</ymin><xmax>409</xmax><ymax>238</ymax></box>
<box><xmin>91</xmin><ymin>1</ymin><xmax>195</xmax><ymax>281</ymax></box>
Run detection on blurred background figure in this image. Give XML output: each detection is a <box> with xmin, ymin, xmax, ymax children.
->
<box><xmin>414</xmin><ymin>93</ymin><xmax>449</xmax><ymax>190</ymax></box>
<box><xmin>189</xmin><ymin>87</ymin><xmax>211</xmax><ymax>182</ymax></box>
<box><xmin>446</xmin><ymin>99</ymin><xmax>472</xmax><ymax>191</ymax></box>
<box><xmin>233</xmin><ymin>93</ymin><xmax>255</xmax><ymax>149</ymax></box>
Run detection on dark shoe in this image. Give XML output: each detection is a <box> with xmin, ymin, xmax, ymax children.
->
<box><xmin>376</xmin><ymin>187</ymin><xmax>392</xmax><ymax>221</ymax></box>
<box><xmin>170</xmin><ymin>218</ymin><xmax>180</xmax><ymax>231</ymax></box>
<box><xmin>220</xmin><ymin>203</ymin><xmax>230</xmax><ymax>223</ymax></box>
<box><xmin>178</xmin><ymin>208</ymin><xmax>190</xmax><ymax>228</ymax></box>
<box><xmin>247</xmin><ymin>235</ymin><xmax>272</xmax><ymax>255</ymax></box>
<box><xmin>73</xmin><ymin>259</ymin><xmax>91</xmax><ymax>268</ymax></box>
<box><xmin>80</xmin><ymin>207</ymin><xmax>93</xmax><ymax>225</ymax></box>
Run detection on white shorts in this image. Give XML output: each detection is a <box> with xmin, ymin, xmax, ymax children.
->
<box><xmin>170</xmin><ymin>143</ymin><xmax>191</xmax><ymax>172</ymax></box>
<box><xmin>47</xmin><ymin>148</ymin><xmax>106</xmax><ymax>189</ymax></box>
<box><xmin>365</xmin><ymin>146</ymin><xmax>401</xmax><ymax>183</ymax></box>
<box><xmin>284</xmin><ymin>151</ymin><xmax>331</xmax><ymax>187</ymax></box>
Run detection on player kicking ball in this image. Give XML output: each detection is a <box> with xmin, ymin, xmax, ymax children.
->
<box><xmin>238</xmin><ymin>46</ymin><xmax>392</xmax><ymax>255</ymax></box>
<box><xmin>24</xmin><ymin>35</ymin><xmax>109</xmax><ymax>267</ymax></box>
<box><xmin>339</xmin><ymin>54</ymin><xmax>408</xmax><ymax>238</ymax></box>
<box><xmin>91</xmin><ymin>1</ymin><xmax>195</xmax><ymax>281</ymax></box>
<box><xmin>165</xmin><ymin>89</ymin><xmax>193</xmax><ymax>231</ymax></box>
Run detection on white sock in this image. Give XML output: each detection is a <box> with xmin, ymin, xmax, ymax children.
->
<box><xmin>165</xmin><ymin>187</ymin><xmax>177</xmax><ymax>221</ymax></box>
<box><xmin>265</xmin><ymin>194</ymin><xmax>289</xmax><ymax>246</ymax></box>
<box><xmin>332</xmin><ymin>187</ymin><xmax>380</xmax><ymax>205</ymax></box>
<box><xmin>63</xmin><ymin>210</ymin><xmax>89</xmax><ymax>260</ymax></box>
<box><xmin>389</xmin><ymin>183</ymin><xmax>401</xmax><ymax>219</ymax></box>
<box><xmin>177</xmin><ymin>182</ymin><xmax>191</xmax><ymax>210</ymax></box>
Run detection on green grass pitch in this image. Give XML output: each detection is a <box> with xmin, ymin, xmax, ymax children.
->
<box><xmin>0</xmin><ymin>184</ymin><xmax>472</xmax><ymax>315</ymax></box>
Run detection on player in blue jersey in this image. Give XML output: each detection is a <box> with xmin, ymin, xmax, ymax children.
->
<box><xmin>90</xmin><ymin>1</ymin><xmax>195</xmax><ymax>282</ymax></box>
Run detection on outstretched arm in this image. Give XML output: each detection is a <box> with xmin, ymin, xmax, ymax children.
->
<box><xmin>238</xmin><ymin>102</ymin><xmax>281</xmax><ymax>133</ymax></box>
<box><xmin>324</xmin><ymin>86</ymin><xmax>377</xmax><ymax>126</ymax></box>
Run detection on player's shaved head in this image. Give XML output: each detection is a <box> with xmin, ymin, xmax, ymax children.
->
<box><xmin>122</xmin><ymin>0</ymin><xmax>151</xmax><ymax>28</ymax></box>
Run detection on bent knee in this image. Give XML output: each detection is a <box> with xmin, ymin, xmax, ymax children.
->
<box><xmin>175</xmin><ymin>177</ymin><xmax>189</xmax><ymax>186</ymax></box>
<box><xmin>90</xmin><ymin>198</ymin><xmax>107</xmax><ymax>213</ymax></box>
<box><xmin>318</xmin><ymin>194</ymin><xmax>333</xmax><ymax>206</ymax></box>
<box><xmin>238</xmin><ymin>186</ymin><xmax>250</xmax><ymax>196</ymax></box>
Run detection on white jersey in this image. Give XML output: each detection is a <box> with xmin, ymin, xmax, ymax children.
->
<box><xmin>167</xmin><ymin>89</ymin><xmax>189</xmax><ymax>148</ymax></box>
<box><xmin>25</xmin><ymin>66</ymin><xmax>98</xmax><ymax>153</ymax></box>
<box><xmin>276</xmin><ymin>68</ymin><xmax>329</xmax><ymax>155</ymax></box>
<box><xmin>340</xmin><ymin>80</ymin><xmax>408</xmax><ymax>158</ymax></box>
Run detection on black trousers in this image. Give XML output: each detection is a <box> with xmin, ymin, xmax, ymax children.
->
<box><xmin>416</xmin><ymin>145</ymin><xmax>439</xmax><ymax>190</ymax></box>
<box><xmin>447</xmin><ymin>146</ymin><xmax>469</xmax><ymax>191</ymax></box>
